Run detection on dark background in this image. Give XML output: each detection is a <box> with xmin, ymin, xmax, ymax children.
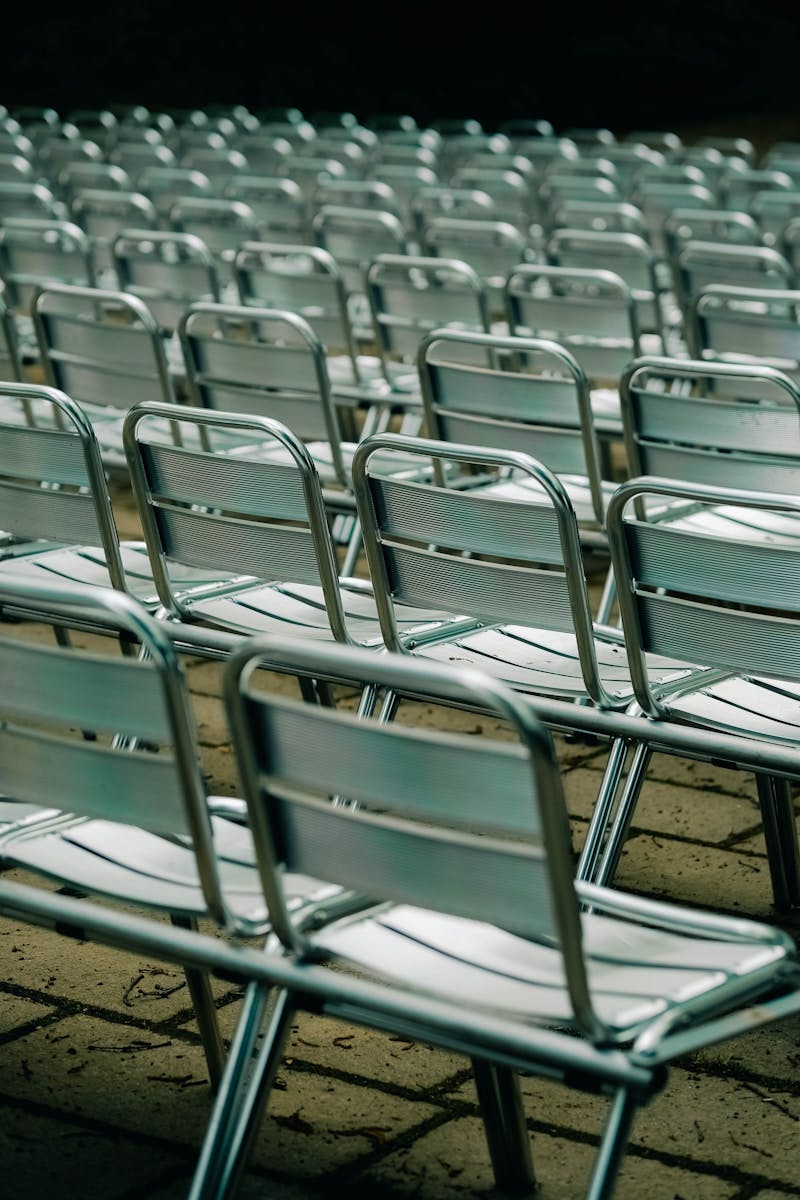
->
<box><xmin>2</xmin><ymin>1</ymin><xmax>798</xmax><ymax>136</ymax></box>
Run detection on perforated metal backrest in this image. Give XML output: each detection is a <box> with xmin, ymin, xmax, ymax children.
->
<box><xmin>366</xmin><ymin>254</ymin><xmax>491</xmax><ymax>372</ymax></box>
<box><xmin>0</xmin><ymin>219</ymin><xmax>96</xmax><ymax>312</ymax></box>
<box><xmin>0</xmin><ymin>577</ymin><xmax>230</xmax><ymax>926</ymax></box>
<box><xmin>123</xmin><ymin>402</ymin><xmax>350</xmax><ymax>637</ymax></box>
<box><xmin>621</xmin><ymin>356</ymin><xmax>800</xmax><ymax>491</ymax></box>
<box><xmin>113</xmin><ymin>229</ymin><xmax>221</xmax><ymax>333</ymax></box>
<box><xmin>691</xmin><ymin>285</ymin><xmax>800</xmax><ymax>372</ymax></box>
<box><xmin>418</xmin><ymin>327</ymin><xmax>605</xmax><ymax>523</ymax></box>
<box><xmin>178</xmin><ymin>302</ymin><xmax>346</xmax><ymax>483</ymax></box>
<box><xmin>608</xmin><ymin>477</ymin><xmax>800</xmax><ymax>718</ymax></box>
<box><xmin>33</xmin><ymin>283</ymin><xmax>175</xmax><ymax>413</ymax></box>
<box><xmin>0</xmin><ymin>382</ymin><xmax>125</xmax><ymax>583</ymax></box>
<box><xmin>224</xmin><ymin>632</ymin><xmax>597</xmax><ymax>1034</ymax></box>
<box><xmin>505</xmin><ymin>265</ymin><xmax>639</xmax><ymax>385</ymax></box>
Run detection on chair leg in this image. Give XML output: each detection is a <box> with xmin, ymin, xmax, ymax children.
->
<box><xmin>195</xmin><ymin>986</ymin><xmax>297</xmax><ymax>1200</ymax></box>
<box><xmin>756</xmin><ymin>774</ymin><xmax>800</xmax><ymax>911</ymax></box>
<box><xmin>576</xmin><ymin>738</ymin><xmax>633</xmax><ymax>883</ymax></box>
<box><xmin>170</xmin><ymin>915</ymin><xmax>226</xmax><ymax>1090</ymax></box>
<box><xmin>189</xmin><ymin>981</ymin><xmax>275</xmax><ymax>1200</ymax></box>
<box><xmin>585</xmin><ymin>1087</ymin><xmax>638</xmax><ymax>1200</ymax></box>
<box><xmin>594</xmin><ymin>562</ymin><xmax>618</xmax><ymax>627</ymax></box>
<box><xmin>473</xmin><ymin>1060</ymin><xmax>535</xmax><ymax>1194</ymax></box>
<box><xmin>593</xmin><ymin>743</ymin><xmax>652</xmax><ymax>888</ymax></box>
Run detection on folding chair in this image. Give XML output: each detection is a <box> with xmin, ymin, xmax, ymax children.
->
<box><xmin>593</xmin><ymin>475</ymin><xmax>800</xmax><ymax>912</ymax></box>
<box><xmin>123</xmin><ymin>403</ymin><xmax>459</xmax><ymax>659</ymax></box>
<box><xmin>185</xmin><ymin>632</ymin><xmax>800</xmax><ymax>1199</ymax></box>
<box><xmin>32</xmin><ymin>282</ymin><xmax>180</xmax><ymax>470</ymax></box>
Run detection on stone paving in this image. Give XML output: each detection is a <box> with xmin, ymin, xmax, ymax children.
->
<box><xmin>1</xmin><ymin>484</ymin><xmax>800</xmax><ymax>1199</ymax></box>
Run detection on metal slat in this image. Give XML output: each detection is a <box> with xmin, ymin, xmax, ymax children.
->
<box><xmin>0</xmin><ymin>480</ymin><xmax>100</xmax><ymax>544</ymax></box>
<box><xmin>0</xmin><ymin>423</ymin><xmax>88</xmax><ymax>484</ymax></box>
<box><xmin>158</xmin><ymin>504</ymin><xmax>320</xmax><ymax>583</ymax></box>
<box><xmin>141</xmin><ymin>441</ymin><xmax>309</xmax><ymax>519</ymax></box>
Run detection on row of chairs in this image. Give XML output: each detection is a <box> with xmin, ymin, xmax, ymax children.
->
<box><xmin>2</xmin><ymin>550</ymin><xmax>800</xmax><ymax>1198</ymax></box>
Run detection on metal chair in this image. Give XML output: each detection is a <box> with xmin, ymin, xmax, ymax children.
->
<box><xmin>689</xmin><ymin>284</ymin><xmax>800</xmax><ymax>384</ymax></box>
<box><xmin>184</xmin><ymin>631</ymin><xmax>800</xmax><ymax>1199</ymax></box>
<box><xmin>593</xmin><ymin>474</ymin><xmax>800</xmax><ymax>912</ymax></box>
<box><xmin>123</xmin><ymin>403</ymin><xmax>459</xmax><ymax>659</ymax></box>
<box><xmin>32</xmin><ymin>282</ymin><xmax>180</xmax><ymax>470</ymax></box>
<box><xmin>0</xmin><ymin>577</ymin><xmax>350</xmax><ymax>1090</ymax></box>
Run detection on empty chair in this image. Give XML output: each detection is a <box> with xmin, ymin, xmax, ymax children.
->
<box><xmin>113</xmin><ymin>228</ymin><xmax>222</xmax><ymax>337</ymax></box>
<box><xmin>424</xmin><ymin>216</ymin><xmax>532</xmax><ymax>314</ymax></box>
<box><xmin>417</xmin><ymin>327</ymin><xmax>612</xmax><ymax>546</ymax></box>
<box><xmin>312</xmin><ymin>204</ymin><xmax>408</xmax><ymax>300</ymax></box>
<box><xmin>410</xmin><ymin>184</ymin><xmax>495</xmax><ymax>238</ymax></box>
<box><xmin>222</xmin><ymin>175</ymin><xmax>308</xmax><ymax>243</ymax></box>
<box><xmin>234</xmin><ymin>240</ymin><xmax>385</xmax><ymax>399</ymax></box>
<box><xmin>630</xmin><ymin>180</ymin><xmax>715</xmax><ymax>256</ymax></box>
<box><xmin>71</xmin><ymin>188</ymin><xmax>157</xmax><ymax>277</ymax></box>
<box><xmin>677</xmin><ymin>242</ymin><xmax>793</xmax><ymax>317</ymax></box>
<box><xmin>548</xmin><ymin>228</ymin><xmax>664</xmax><ymax>345</ymax></box>
<box><xmin>123</xmin><ymin>402</ymin><xmax>457</xmax><ymax>655</ymax></box>
<box><xmin>751</xmin><ymin>188</ymin><xmax>800</xmax><ymax>245</ymax></box>
<box><xmin>593</xmin><ymin>473</ymin><xmax>800</xmax><ymax>910</ymax></box>
<box><xmin>57</xmin><ymin>161</ymin><xmax>132</xmax><ymax>203</ymax></box>
<box><xmin>550</xmin><ymin>199</ymin><xmax>648</xmax><ymax>238</ymax></box>
<box><xmin>505</xmin><ymin>264</ymin><xmax>640</xmax><ymax>434</ymax></box>
<box><xmin>690</xmin><ymin>284</ymin><xmax>800</xmax><ymax>382</ymax></box>
<box><xmin>169</xmin><ymin>196</ymin><xmax>260</xmax><ymax>281</ymax></box>
<box><xmin>663</xmin><ymin>208</ymin><xmax>762</xmax><ymax>268</ymax></box>
<box><xmin>33</xmin><ymin>282</ymin><xmax>179</xmax><ymax>469</ymax></box>
<box><xmin>0</xmin><ymin>180</ymin><xmax>62</xmax><ymax>222</ymax></box>
<box><xmin>366</xmin><ymin>252</ymin><xmax>492</xmax><ymax>392</ymax></box>
<box><xmin>719</xmin><ymin>166</ymin><xmax>793</xmax><ymax>212</ymax></box>
<box><xmin>232</xmin><ymin>132</ymin><xmax>292</xmax><ymax>176</ymax></box>
<box><xmin>136</xmin><ymin>165</ymin><xmax>214</xmax><ymax>219</ymax></box>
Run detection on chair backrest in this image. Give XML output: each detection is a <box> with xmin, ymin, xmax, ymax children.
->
<box><xmin>366</xmin><ymin>253</ymin><xmax>492</xmax><ymax>379</ymax></box>
<box><xmin>71</xmin><ymin>188</ymin><xmax>157</xmax><ymax>271</ymax></box>
<box><xmin>169</xmin><ymin>197</ymin><xmax>260</xmax><ymax>266</ymax></box>
<box><xmin>0</xmin><ymin>382</ymin><xmax>127</xmax><ymax>586</ymax></box>
<box><xmin>234</xmin><ymin>241</ymin><xmax>358</xmax><ymax>375</ymax></box>
<box><xmin>312</xmin><ymin>205</ymin><xmax>407</xmax><ymax>295</ymax></box>
<box><xmin>112</xmin><ymin>229</ymin><xmax>221</xmax><ymax>334</ymax></box>
<box><xmin>719</xmin><ymin>166</ymin><xmax>793</xmax><ymax>212</ymax></box>
<box><xmin>136</xmin><ymin>166</ymin><xmax>213</xmax><ymax>219</ymax></box>
<box><xmin>0</xmin><ymin>181</ymin><xmax>61</xmax><ymax>221</ymax></box>
<box><xmin>33</xmin><ymin>282</ymin><xmax>175</xmax><ymax>414</ymax></box>
<box><xmin>690</xmin><ymin>284</ymin><xmax>800</xmax><ymax>378</ymax></box>
<box><xmin>224</xmin><ymin>630</ymin><xmax>596</xmax><ymax>1033</ymax></box>
<box><xmin>677</xmin><ymin>242</ymin><xmax>793</xmax><ymax>315</ymax></box>
<box><xmin>418</xmin><ymin>327</ymin><xmax>605</xmax><ymax>523</ymax></box>
<box><xmin>123</xmin><ymin>402</ymin><xmax>352</xmax><ymax>639</ymax></box>
<box><xmin>352</xmin><ymin>431</ymin><xmax>614</xmax><ymax>701</ymax></box>
<box><xmin>549</xmin><ymin>199</ymin><xmax>647</xmax><ymax>238</ymax></box>
<box><xmin>750</xmin><ymin>189</ymin><xmax>800</xmax><ymax>245</ymax></box>
<box><xmin>0</xmin><ymin>576</ymin><xmax>231</xmax><ymax>928</ymax></box>
<box><xmin>424</xmin><ymin>216</ymin><xmax>531</xmax><ymax>292</ymax></box>
<box><xmin>663</xmin><ymin>208</ymin><xmax>762</xmax><ymax>270</ymax></box>
<box><xmin>620</xmin><ymin>356</ymin><xmax>800</xmax><ymax>491</ymax></box>
<box><xmin>177</xmin><ymin>301</ymin><xmax>347</xmax><ymax>486</ymax></box>
<box><xmin>0</xmin><ymin>218</ymin><xmax>96</xmax><ymax>313</ymax></box>
<box><xmin>608</xmin><ymin>476</ymin><xmax>800</xmax><ymax>718</ymax></box>
<box><xmin>505</xmin><ymin>264</ymin><xmax>640</xmax><ymax>387</ymax></box>
<box><xmin>547</xmin><ymin>228</ymin><xmax>662</xmax><ymax>337</ymax></box>
<box><xmin>223</xmin><ymin>175</ymin><xmax>308</xmax><ymax>243</ymax></box>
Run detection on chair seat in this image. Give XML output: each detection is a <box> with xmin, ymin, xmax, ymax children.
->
<box><xmin>0</xmin><ymin>541</ymin><xmax>235</xmax><ymax>610</ymax></box>
<box><xmin>184</xmin><ymin>578</ymin><xmax>472</xmax><ymax>648</ymax></box>
<box><xmin>0</xmin><ymin>811</ymin><xmax>341</xmax><ymax>923</ymax></box>
<box><xmin>666</xmin><ymin>675</ymin><xmax>800</xmax><ymax>743</ymax></box>
<box><xmin>414</xmin><ymin>625</ymin><xmax>703</xmax><ymax>706</ymax></box>
<box><xmin>314</xmin><ymin>900</ymin><xmax>788</xmax><ymax>1042</ymax></box>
